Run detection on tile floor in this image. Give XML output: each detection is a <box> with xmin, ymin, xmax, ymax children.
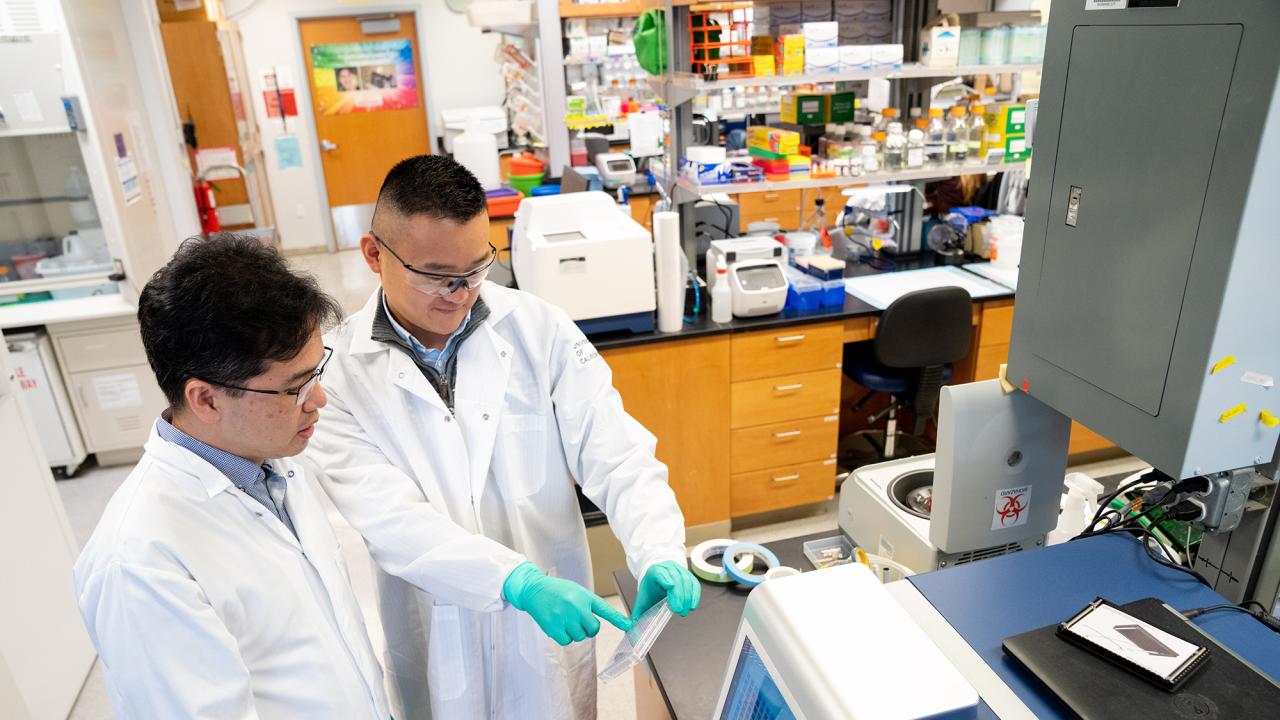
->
<box><xmin>60</xmin><ymin>248</ymin><xmax>1154</xmax><ymax>718</ymax></box>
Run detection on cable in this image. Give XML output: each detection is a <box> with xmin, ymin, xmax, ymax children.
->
<box><xmin>1183</xmin><ymin>604</ymin><xmax>1280</xmax><ymax>634</ymax></box>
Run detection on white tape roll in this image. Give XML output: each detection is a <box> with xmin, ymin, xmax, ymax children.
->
<box><xmin>689</xmin><ymin>538</ymin><xmax>753</xmax><ymax>583</ymax></box>
<box><xmin>764</xmin><ymin>566</ymin><xmax>800</xmax><ymax>582</ymax></box>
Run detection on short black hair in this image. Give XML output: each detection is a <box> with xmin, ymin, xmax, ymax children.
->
<box><xmin>138</xmin><ymin>233</ymin><xmax>342</xmax><ymax>409</ymax></box>
<box><xmin>373</xmin><ymin>154</ymin><xmax>486</xmax><ymax>225</ymax></box>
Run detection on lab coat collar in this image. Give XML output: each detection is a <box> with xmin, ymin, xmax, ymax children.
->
<box><xmin>348</xmin><ymin>281</ymin><xmax>516</xmax><ymax>357</ymax></box>
<box><xmin>143</xmin><ymin>425</ymin><xmax>238</xmax><ymax>500</ymax></box>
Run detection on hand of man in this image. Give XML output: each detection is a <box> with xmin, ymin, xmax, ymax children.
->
<box><xmin>632</xmin><ymin>560</ymin><xmax>701</xmax><ymax>621</ymax></box>
<box><xmin>503</xmin><ymin>562</ymin><xmax>631</xmax><ymax>645</ymax></box>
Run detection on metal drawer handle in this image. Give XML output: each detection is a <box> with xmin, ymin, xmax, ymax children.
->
<box><xmin>772</xmin><ymin>473</ymin><xmax>801</xmax><ymax>483</ymax></box>
<box><xmin>774</xmin><ymin>335</ymin><xmax>806</xmax><ymax>344</ymax></box>
<box><xmin>774</xmin><ymin>383</ymin><xmax>804</xmax><ymax>392</ymax></box>
<box><xmin>773</xmin><ymin>430</ymin><xmax>802</xmax><ymax>439</ymax></box>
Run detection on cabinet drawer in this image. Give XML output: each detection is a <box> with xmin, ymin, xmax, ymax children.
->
<box><xmin>979</xmin><ymin>300</ymin><xmax>1015</xmax><ymax>347</ymax></box>
<box><xmin>731</xmin><ymin>459</ymin><xmax>837</xmax><ymax>516</ymax></box>
<box><xmin>731</xmin><ymin>414</ymin><xmax>839</xmax><ymax>474</ymax></box>
<box><xmin>974</xmin><ymin>344</ymin><xmax>1008</xmax><ymax>382</ymax></box>
<box><xmin>69</xmin><ymin>365</ymin><xmax>167</xmax><ymax>451</ymax></box>
<box><xmin>731</xmin><ymin>369</ymin><xmax>841</xmax><ymax>428</ymax></box>
<box><xmin>731</xmin><ymin>321</ymin><xmax>843</xmax><ymax>382</ymax></box>
<box><xmin>737</xmin><ymin>189</ymin><xmax>803</xmax><ymax>231</ymax></box>
<box><xmin>57</xmin><ymin>326</ymin><xmax>148</xmax><ymax>374</ymax></box>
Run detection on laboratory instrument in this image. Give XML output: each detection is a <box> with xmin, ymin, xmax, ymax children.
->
<box><xmin>712</xmin><ymin>564</ymin><xmax>979</xmax><ymax>719</ymax></box>
<box><xmin>705</xmin><ymin>238</ymin><xmax>788</xmax><ymax>318</ymax></box>
<box><xmin>593</xmin><ymin>152</ymin><xmax>637</xmax><ymax>188</ymax></box>
<box><xmin>1006</xmin><ymin>0</ymin><xmax>1280</xmax><ymax>606</ymax></box>
<box><xmin>841</xmin><ymin>379</ymin><xmax>1071</xmax><ymax>573</ymax></box>
<box><xmin>511</xmin><ymin>191</ymin><xmax>656</xmax><ymax>334</ymax></box>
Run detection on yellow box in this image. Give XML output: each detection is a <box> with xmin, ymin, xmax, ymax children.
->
<box><xmin>985</xmin><ymin>104</ymin><xmax>1027</xmax><ymax>135</ymax></box>
<box><xmin>780</xmin><ymin>92</ymin><xmax>827</xmax><ymax>125</ymax></box>
<box><xmin>753</xmin><ymin>55</ymin><xmax>776</xmax><ymax>77</ymax></box>
<box><xmin>748</xmin><ymin>126</ymin><xmax>800</xmax><ymax>156</ymax></box>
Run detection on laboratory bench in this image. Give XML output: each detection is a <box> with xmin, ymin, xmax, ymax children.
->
<box><xmin>613</xmin><ymin>532</ymin><xmax>1280</xmax><ymax>720</ymax></box>
<box><xmin>566</xmin><ymin>251</ymin><xmax>1111</xmax><ymax>541</ymax></box>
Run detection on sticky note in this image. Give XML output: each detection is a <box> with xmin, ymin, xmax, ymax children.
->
<box><xmin>1211</xmin><ymin>355</ymin><xmax>1237</xmax><ymax>375</ymax></box>
<box><xmin>1219</xmin><ymin>403</ymin><xmax>1247</xmax><ymax>423</ymax></box>
<box><xmin>1241</xmin><ymin>371</ymin><xmax>1274</xmax><ymax>388</ymax></box>
<box><xmin>1260</xmin><ymin>410</ymin><xmax>1279</xmax><ymax>429</ymax></box>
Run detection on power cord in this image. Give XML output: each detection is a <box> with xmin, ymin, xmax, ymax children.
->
<box><xmin>1183</xmin><ymin>603</ymin><xmax>1280</xmax><ymax>634</ymax></box>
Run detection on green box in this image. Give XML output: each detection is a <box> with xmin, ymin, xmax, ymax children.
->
<box><xmin>1003</xmin><ymin>134</ymin><xmax>1031</xmax><ymax>163</ymax></box>
<box><xmin>824</xmin><ymin>91</ymin><xmax>856</xmax><ymax>123</ymax></box>
<box><xmin>780</xmin><ymin>92</ymin><xmax>827</xmax><ymax>126</ymax></box>
<box><xmin>748</xmin><ymin>145</ymin><xmax>788</xmax><ymax>160</ymax></box>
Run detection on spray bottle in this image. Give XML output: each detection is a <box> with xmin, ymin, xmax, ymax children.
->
<box><xmin>1047</xmin><ymin>473</ymin><xmax>1105</xmax><ymax>545</ymax></box>
<box><xmin>711</xmin><ymin>256</ymin><xmax>733</xmax><ymax>324</ymax></box>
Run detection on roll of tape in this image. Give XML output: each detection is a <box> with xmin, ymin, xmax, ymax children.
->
<box><xmin>764</xmin><ymin>566</ymin><xmax>800</xmax><ymax>582</ymax></box>
<box><xmin>722</xmin><ymin>542</ymin><xmax>780</xmax><ymax>588</ymax></box>
<box><xmin>689</xmin><ymin>539</ymin><xmax>753</xmax><ymax>583</ymax></box>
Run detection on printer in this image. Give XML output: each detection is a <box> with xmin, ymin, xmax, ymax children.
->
<box><xmin>512</xmin><ymin>191</ymin><xmax>656</xmax><ymax>335</ymax></box>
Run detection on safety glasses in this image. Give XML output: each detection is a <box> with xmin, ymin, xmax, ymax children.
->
<box><xmin>370</xmin><ymin>231</ymin><xmax>496</xmax><ymax>297</ymax></box>
<box><xmin>203</xmin><ymin>346</ymin><xmax>333</xmax><ymax>406</ymax></box>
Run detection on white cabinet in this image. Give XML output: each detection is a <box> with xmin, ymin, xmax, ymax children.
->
<box><xmin>50</xmin><ymin>317</ymin><xmax>165</xmax><ymax>460</ymax></box>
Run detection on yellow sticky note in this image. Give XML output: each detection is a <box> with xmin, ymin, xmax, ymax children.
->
<box><xmin>1211</xmin><ymin>355</ymin><xmax>1237</xmax><ymax>375</ymax></box>
<box><xmin>1219</xmin><ymin>403</ymin><xmax>1247</xmax><ymax>423</ymax></box>
<box><xmin>1261</xmin><ymin>410</ymin><xmax>1279</xmax><ymax>429</ymax></box>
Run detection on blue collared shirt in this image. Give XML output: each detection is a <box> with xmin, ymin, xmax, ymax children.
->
<box><xmin>156</xmin><ymin>417</ymin><xmax>298</xmax><ymax>539</ymax></box>
<box><xmin>380</xmin><ymin>291</ymin><xmax>471</xmax><ymax>374</ymax></box>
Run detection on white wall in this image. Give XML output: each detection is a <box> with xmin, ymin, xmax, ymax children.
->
<box><xmin>226</xmin><ymin>0</ymin><xmax>506</xmax><ymax>251</ymax></box>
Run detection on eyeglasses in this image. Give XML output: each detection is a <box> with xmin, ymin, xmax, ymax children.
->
<box><xmin>370</xmin><ymin>231</ymin><xmax>497</xmax><ymax>297</ymax></box>
<box><xmin>202</xmin><ymin>346</ymin><xmax>333</xmax><ymax>407</ymax></box>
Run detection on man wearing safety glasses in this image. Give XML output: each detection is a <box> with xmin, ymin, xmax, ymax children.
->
<box><xmin>305</xmin><ymin>155</ymin><xmax>699</xmax><ymax>719</ymax></box>
<box><xmin>74</xmin><ymin>235</ymin><xmax>391</xmax><ymax>718</ymax></box>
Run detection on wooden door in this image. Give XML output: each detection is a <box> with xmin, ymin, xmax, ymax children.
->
<box><xmin>299</xmin><ymin>13</ymin><xmax>431</xmax><ymax>247</ymax></box>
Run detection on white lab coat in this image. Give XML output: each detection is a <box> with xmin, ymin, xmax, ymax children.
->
<box><xmin>73</xmin><ymin>428</ymin><xmax>390</xmax><ymax>720</ymax></box>
<box><xmin>303</xmin><ymin>283</ymin><xmax>687</xmax><ymax>720</ymax></box>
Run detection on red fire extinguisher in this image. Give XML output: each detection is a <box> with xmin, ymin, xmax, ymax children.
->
<box><xmin>194</xmin><ymin>179</ymin><xmax>220</xmax><ymax>234</ymax></box>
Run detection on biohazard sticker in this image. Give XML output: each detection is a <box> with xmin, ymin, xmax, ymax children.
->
<box><xmin>992</xmin><ymin>485</ymin><xmax>1031</xmax><ymax>530</ymax></box>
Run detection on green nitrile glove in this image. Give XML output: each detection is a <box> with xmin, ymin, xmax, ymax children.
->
<box><xmin>503</xmin><ymin>562</ymin><xmax>631</xmax><ymax>645</ymax></box>
<box><xmin>632</xmin><ymin>560</ymin><xmax>701</xmax><ymax>621</ymax></box>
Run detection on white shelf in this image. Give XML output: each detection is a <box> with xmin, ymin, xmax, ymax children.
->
<box><xmin>666</xmin><ymin>161</ymin><xmax>1026</xmax><ymax>199</ymax></box>
<box><xmin>654</xmin><ymin>63</ymin><xmax>1041</xmax><ymax>104</ymax></box>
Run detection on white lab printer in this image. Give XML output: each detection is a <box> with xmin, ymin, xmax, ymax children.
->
<box><xmin>512</xmin><ymin>191</ymin><xmax>656</xmax><ymax>334</ymax></box>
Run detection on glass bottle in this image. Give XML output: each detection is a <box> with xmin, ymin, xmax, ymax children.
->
<box><xmin>947</xmin><ymin>106</ymin><xmax>969</xmax><ymax>164</ymax></box>
<box><xmin>925</xmin><ymin>108</ymin><xmax>947</xmax><ymax>166</ymax></box>
<box><xmin>906</xmin><ymin>128</ymin><xmax>926</xmax><ymax>168</ymax></box>
<box><xmin>858</xmin><ymin>126</ymin><xmax>881</xmax><ymax>174</ymax></box>
<box><xmin>883</xmin><ymin>121</ymin><xmax>906</xmax><ymax>170</ymax></box>
<box><xmin>968</xmin><ymin>104</ymin><xmax>986</xmax><ymax>164</ymax></box>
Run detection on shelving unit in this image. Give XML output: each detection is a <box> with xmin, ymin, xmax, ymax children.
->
<box><xmin>559</xmin><ymin>0</ymin><xmax>647</xmax><ymax>18</ymax></box>
<box><xmin>662</xmin><ymin>161</ymin><xmax>1026</xmax><ymax>201</ymax></box>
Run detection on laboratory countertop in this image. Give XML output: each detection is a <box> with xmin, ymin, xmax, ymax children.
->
<box><xmin>613</xmin><ymin>533</ymin><xmax>1280</xmax><ymax>720</ymax></box>
<box><xmin>589</xmin><ymin>254</ymin><xmax>1014</xmax><ymax>351</ymax></box>
<box><xmin>0</xmin><ymin>293</ymin><xmax>135</xmax><ymax>332</ymax></box>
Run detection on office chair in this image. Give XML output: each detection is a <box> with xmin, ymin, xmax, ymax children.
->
<box><xmin>843</xmin><ymin>286</ymin><xmax>973</xmax><ymax>460</ymax></box>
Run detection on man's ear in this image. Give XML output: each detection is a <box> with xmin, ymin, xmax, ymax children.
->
<box><xmin>182</xmin><ymin>379</ymin><xmax>223</xmax><ymax>425</ymax></box>
<box><xmin>360</xmin><ymin>233</ymin><xmax>383</xmax><ymax>276</ymax></box>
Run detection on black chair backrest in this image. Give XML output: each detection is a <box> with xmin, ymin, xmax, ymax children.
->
<box><xmin>874</xmin><ymin>286</ymin><xmax>974</xmax><ymax>369</ymax></box>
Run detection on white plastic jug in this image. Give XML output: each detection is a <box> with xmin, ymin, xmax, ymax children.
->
<box><xmin>452</xmin><ymin>115</ymin><xmax>500</xmax><ymax>190</ymax></box>
<box><xmin>987</xmin><ymin>214</ymin><xmax>1024</xmax><ymax>270</ymax></box>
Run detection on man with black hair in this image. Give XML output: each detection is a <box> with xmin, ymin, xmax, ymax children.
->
<box><xmin>306</xmin><ymin>154</ymin><xmax>699</xmax><ymax>719</ymax></box>
<box><xmin>73</xmin><ymin>234</ymin><xmax>390</xmax><ymax>719</ymax></box>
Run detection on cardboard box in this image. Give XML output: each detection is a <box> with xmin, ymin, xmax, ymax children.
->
<box><xmin>825</xmin><ymin>91</ymin><xmax>857</xmax><ymax>122</ymax></box>
<box><xmin>870</xmin><ymin>43</ymin><xmax>904</xmax><ymax>67</ymax></box>
<box><xmin>804</xmin><ymin>46</ymin><xmax>840</xmax><ymax>73</ymax></box>
<box><xmin>920</xmin><ymin>18</ymin><xmax>961</xmax><ymax>67</ymax></box>
<box><xmin>753</xmin><ymin>55</ymin><xmax>777</xmax><ymax>77</ymax></box>
<box><xmin>751</xmin><ymin>35</ymin><xmax>775</xmax><ymax>55</ymax></box>
<box><xmin>802</xmin><ymin>21</ymin><xmax>839</xmax><ymax>48</ymax></box>
<box><xmin>1003</xmin><ymin>134</ymin><xmax>1031</xmax><ymax>163</ymax></box>
<box><xmin>781</xmin><ymin>92</ymin><xmax>828</xmax><ymax>125</ymax></box>
<box><xmin>839</xmin><ymin>44</ymin><xmax>873</xmax><ymax>70</ymax></box>
<box><xmin>749</xmin><ymin>126</ymin><xmax>801</xmax><ymax>156</ymax></box>
<box><xmin>986</xmin><ymin>104</ymin><xmax>1027</xmax><ymax>135</ymax></box>
<box><xmin>777</xmin><ymin>34</ymin><xmax>807</xmax><ymax>76</ymax></box>
<box><xmin>779</xmin><ymin>23</ymin><xmax>804</xmax><ymax>37</ymax></box>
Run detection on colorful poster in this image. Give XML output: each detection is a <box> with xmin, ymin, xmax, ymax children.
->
<box><xmin>310</xmin><ymin>40</ymin><xmax>417</xmax><ymax>115</ymax></box>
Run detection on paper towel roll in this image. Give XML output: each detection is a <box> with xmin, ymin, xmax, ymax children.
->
<box><xmin>653</xmin><ymin>211</ymin><xmax>684</xmax><ymax>334</ymax></box>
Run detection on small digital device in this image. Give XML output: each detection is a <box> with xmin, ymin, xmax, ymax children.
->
<box><xmin>1057</xmin><ymin>598</ymin><xmax>1209</xmax><ymax>691</ymax></box>
<box><xmin>705</xmin><ymin>238</ymin><xmax>788</xmax><ymax>318</ymax></box>
<box><xmin>593</xmin><ymin>152</ymin><xmax>636</xmax><ymax>188</ymax></box>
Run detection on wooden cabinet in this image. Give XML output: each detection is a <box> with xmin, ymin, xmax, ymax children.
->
<box><xmin>601</xmin><ymin>336</ymin><xmax>731</xmax><ymax>527</ymax></box>
<box><xmin>736</xmin><ymin>189</ymin><xmax>804</xmax><ymax>232</ymax></box>
<box><xmin>973</xmin><ymin>299</ymin><xmax>1114</xmax><ymax>455</ymax></box>
<box><xmin>489</xmin><ymin>216</ymin><xmax>514</xmax><ymax>253</ymax></box>
<box><xmin>728</xmin><ymin>321</ymin><xmax>843</xmax><ymax>516</ymax></box>
<box><xmin>630</xmin><ymin>193</ymin><xmax>656</xmax><ymax>234</ymax></box>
